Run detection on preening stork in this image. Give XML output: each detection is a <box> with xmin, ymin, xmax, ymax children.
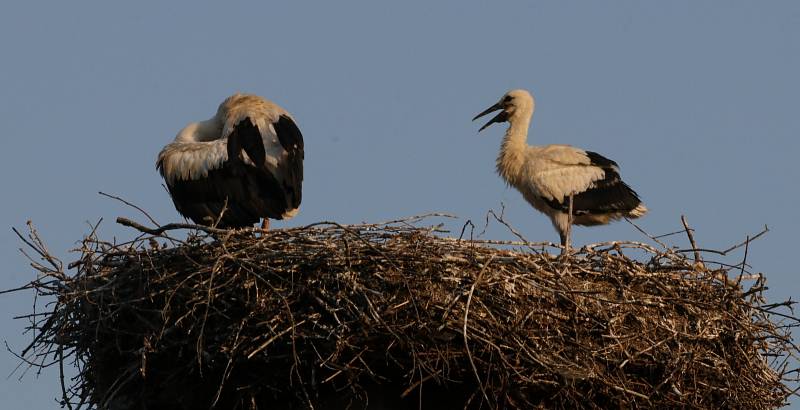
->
<box><xmin>473</xmin><ymin>89</ymin><xmax>647</xmax><ymax>251</ymax></box>
<box><xmin>157</xmin><ymin>93</ymin><xmax>304</xmax><ymax>229</ymax></box>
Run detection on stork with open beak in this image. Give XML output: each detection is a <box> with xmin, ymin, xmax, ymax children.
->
<box><xmin>473</xmin><ymin>89</ymin><xmax>647</xmax><ymax>252</ymax></box>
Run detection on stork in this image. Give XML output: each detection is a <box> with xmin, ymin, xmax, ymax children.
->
<box><xmin>157</xmin><ymin>93</ymin><xmax>304</xmax><ymax>229</ymax></box>
<box><xmin>473</xmin><ymin>89</ymin><xmax>647</xmax><ymax>252</ymax></box>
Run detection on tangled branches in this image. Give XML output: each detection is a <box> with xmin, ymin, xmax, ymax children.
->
<box><xmin>8</xmin><ymin>216</ymin><xmax>799</xmax><ymax>409</ymax></box>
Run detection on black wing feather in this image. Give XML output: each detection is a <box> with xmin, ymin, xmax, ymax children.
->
<box><xmin>585</xmin><ymin>151</ymin><xmax>619</xmax><ymax>169</ymax></box>
<box><xmin>165</xmin><ymin>164</ymin><xmax>286</xmax><ymax>228</ymax></box>
<box><xmin>544</xmin><ymin>152</ymin><xmax>641</xmax><ymax>215</ymax></box>
<box><xmin>273</xmin><ymin>115</ymin><xmax>304</xmax><ymax>209</ymax></box>
<box><xmin>229</xmin><ymin>117</ymin><xmax>266</xmax><ymax>168</ymax></box>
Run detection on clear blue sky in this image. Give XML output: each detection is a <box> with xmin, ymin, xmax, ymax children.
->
<box><xmin>1</xmin><ymin>2</ymin><xmax>798</xmax><ymax>408</ymax></box>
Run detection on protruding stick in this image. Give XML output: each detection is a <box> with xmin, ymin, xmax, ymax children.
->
<box><xmin>681</xmin><ymin>215</ymin><xmax>702</xmax><ymax>266</ymax></box>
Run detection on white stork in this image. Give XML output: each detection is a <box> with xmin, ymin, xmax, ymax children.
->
<box><xmin>157</xmin><ymin>93</ymin><xmax>304</xmax><ymax>229</ymax></box>
<box><xmin>473</xmin><ymin>89</ymin><xmax>647</xmax><ymax>251</ymax></box>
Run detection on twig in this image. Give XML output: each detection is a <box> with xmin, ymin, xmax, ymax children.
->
<box><xmin>653</xmin><ymin>228</ymin><xmax>693</xmax><ymax>240</ymax></box>
<box><xmin>375</xmin><ymin>212</ymin><xmax>458</xmax><ymax>226</ymax></box>
<box><xmin>99</xmin><ymin>192</ymin><xmax>160</xmax><ymax>227</ymax></box>
<box><xmin>737</xmin><ymin>235</ymin><xmax>750</xmax><ymax>286</ymax></box>
<box><xmin>247</xmin><ymin>320</ymin><xmax>308</xmax><ymax>359</ymax></box>
<box><xmin>676</xmin><ymin>225</ymin><xmax>769</xmax><ymax>256</ymax></box>
<box><xmin>459</xmin><ymin>219</ymin><xmax>475</xmax><ymax>241</ymax></box>
<box><xmin>116</xmin><ymin>217</ymin><xmax>230</xmax><ymax>236</ymax></box>
<box><xmin>58</xmin><ymin>343</ymin><xmax>73</xmax><ymax>410</ymax></box>
<box><xmin>0</xmin><ymin>283</ymin><xmax>35</xmax><ymax>295</ymax></box>
<box><xmin>626</xmin><ymin>218</ymin><xmax>669</xmax><ymax>250</ymax></box>
<box><xmin>681</xmin><ymin>215</ymin><xmax>703</xmax><ymax>266</ymax></box>
<box><xmin>12</xmin><ymin>225</ymin><xmax>61</xmax><ymax>274</ymax></box>
<box><xmin>482</xmin><ymin>204</ymin><xmax>541</xmax><ymax>255</ymax></box>
<box><xmin>721</xmin><ymin>225</ymin><xmax>770</xmax><ymax>254</ymax></box>
<box><xmin>464</xmin><ymin>255</ymin><xmax>495</xmax><ymax>408</ymax></box>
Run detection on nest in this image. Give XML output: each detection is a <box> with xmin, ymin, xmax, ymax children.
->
<box><xmin>11</xmin><ymin>215</ymin><xmax>799</xmax><ymax>409</ymax></box>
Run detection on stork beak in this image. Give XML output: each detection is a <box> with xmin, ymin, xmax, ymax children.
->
<box><xmin>472</xmin><ymin>102</ymin><xmax>508</xmax><ymax>132</ymax></box>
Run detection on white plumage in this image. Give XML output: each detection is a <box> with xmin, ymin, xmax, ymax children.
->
<box><xmin>157</xmin><ymin>93</ymin><xmax>304</xmax><ymax>228</ymax></box>
<box><xmin>473</xmin><ymin>89</ymin><xmax>647</xmax><ymax>250</ymax></box>
<box><xmin>158</xmin><ymin>139</ymin><xmax>228</xmax><ymax>183</ymax></box>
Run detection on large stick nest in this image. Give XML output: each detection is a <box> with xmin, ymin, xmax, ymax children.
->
<box><xmin>11</xmin><ymin>216</ymin><xmax>799</xmax><ymax>409</ymax></box>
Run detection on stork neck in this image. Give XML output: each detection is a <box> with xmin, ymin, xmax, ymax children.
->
<box><xmin>496</xmin><ymin>116</ymin><xmax>531</xmax><ymax>185</ymax></box>
<box><xmin>505</xmin><ymin>115</ymin><xmax>531</xmax><ymax>146</ymax></box>
<box><xmin>176</xmin><ymin>118</ymin><xmax>221</xmax><ymax>143</ymax></box>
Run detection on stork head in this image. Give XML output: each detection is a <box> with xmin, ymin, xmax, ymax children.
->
<box><xmin>473</xmin><ymin>89</ymin><xmax>534</xmax><ymax>132</ymax></box>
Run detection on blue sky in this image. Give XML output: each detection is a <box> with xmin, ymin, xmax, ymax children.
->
<box><xmin>1</xmin><ymin>2</ymin><xmax>798</xmax><ymax>408</ymax></box>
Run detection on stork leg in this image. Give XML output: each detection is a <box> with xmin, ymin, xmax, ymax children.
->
<box><xmin>261</xmin><ymin>218</ymin><xmax>270</xmax><ymax>231</ymax></box>
<box><xmin>561</xmin><ymin>194</ymin><xmax>574</xmax><ymax>256</ymax></box>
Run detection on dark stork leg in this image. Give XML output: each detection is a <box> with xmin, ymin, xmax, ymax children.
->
<box><xmin>261</xmin><ymin>218</ymin><xmax>270</xmax><ymax>231</ymax></box>
<box><xmin>561</xmin><ymin>194</ymin><xmax>574</xmax><ymax>256</ymax></box>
